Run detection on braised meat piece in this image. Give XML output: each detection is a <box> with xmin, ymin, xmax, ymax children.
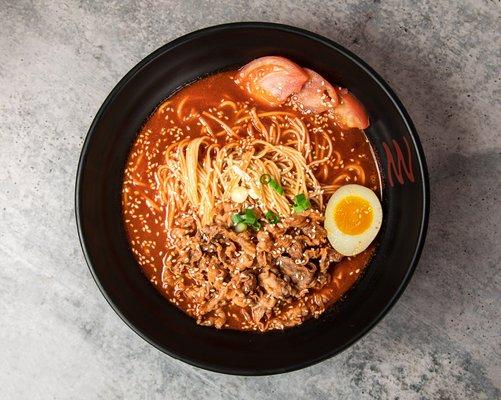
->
<box><xmin>161</xmin><ymin>206</ymin><xmax>345</xmax><ymax>331</ymax></box>
<box><xmin>278</xmin><ymin>256</ymin><xmax>316</xmax><ymax>290</ymax></box>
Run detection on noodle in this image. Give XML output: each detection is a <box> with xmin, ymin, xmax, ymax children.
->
<box><xmin>147</xmin><ymin>79</ymin><xmax>371</xmax><ymax>230</ymax></box>
<box><xmin>219</xmin><ymin>100</ymin><xmax>238</xmax><ymax>110</ymax></box>
<box><xmin>198</xmin><ymin>117</ymin><xmax>213</xmax><ymax>135</ymax></box>
<box><xmin>176</xmin><ymin>96</ymin><xmax>189</xmax><ymax>119</ymax></box>
<box><xmin>142</xmin><ymin>194</ymin><xmax>162</xmax><ymax>212</ymax></box>
<box><xmin>202</xmin><ymin>111</ymin><xmax>239</xmax><ymax>139</ymax></box>
<box><xmin>345</xmin><ymin>163</ymin><xmax>366</xmax><ymax>184</ymax></box>
<box><xmin>131</xmin><ymin>179</ymin><xmax>150</xmax><ymax>188</ymax></box>
<box><xmin>130</xmin><ymin>152</ymin><xmax>144</xmax><ymax>171</ymax></box>
<box><xmin>156</xmin><ymin>107</ymin><xmax>338</xmax><ymax>228</ymax></box>
<box><xmin>235</xmin><ymin>111</ymin><xmax>297</xmax><ymax>124</ymax></box>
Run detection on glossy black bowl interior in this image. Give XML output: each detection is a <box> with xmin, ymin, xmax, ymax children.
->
<box><xmin>76</xmin><ymin>23</ymin><xmax>429</xmax><ymax>375</ymax></box>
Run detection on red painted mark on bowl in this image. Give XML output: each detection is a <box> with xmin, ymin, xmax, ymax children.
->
<box><xmin>383</xmin><ymin>137</ymin><xmax>415</xmax><ymax>187</ymax></box>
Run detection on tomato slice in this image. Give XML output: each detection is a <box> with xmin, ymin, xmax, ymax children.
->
<box><xmin>237</xmin><ymin>56</ymin><xmax>308</xmax><ymax>106</ymax></box>
<box><xmin>293</xmin><ymin>68</ymin><xmax>339</xmax><ymax>113</ymax></box>
<box><xmin>332</xmin><ymin>88</ymin><xmax>369</xmax><ymax>129</ymax></box>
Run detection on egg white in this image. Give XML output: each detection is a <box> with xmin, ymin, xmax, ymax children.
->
<box><xmin>324</xmin><ymin>184</ymin><xmax>382</xmax><ymax>256</ymax></box>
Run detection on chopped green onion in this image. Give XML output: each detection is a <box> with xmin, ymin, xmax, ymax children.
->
<box><xmin>250</xmin><ymin>221</ymin><xmax>262</xmax><ymax>231</ymax></box>
<box><xmin>268</xmin><ymin>178</ymin><xmax>284</xmax><ymax>195</ymax></box>
<box><xmin>232</xmin><ymin>208</ymin><xmax>262</xmax><ymax>232</ymax></box>
<box><xmin>260</xmin><ymin>174</ymin><xmax>271</xmax><ymax>184</ymax></box>
<box><xmin>261</xmin><ymin>173</ymin><xmax>284</xmax><ymax>195</ymax></box>
<box><xmin>265</xmin><ymin>210</ymin><xmax>280</xmax><ymax>224</ymax></box>
<box><xmin>243</xmin><ymin>208</ymin><xmax>258</xmax><ymax>225</ymax></box>
<box><xmin>293</xmin><ymin>193</ymin><xmax>311</xmax><ymax>213</ymax></box>
<box><xmin>234</xmin><ymin>222</ymin><xmax>248</xmax><ymax>233</ymax></box>
<box><xmin>231</xmin><ymin>213</ymin><xmax>244</xmax><ymax>225</ymax></box>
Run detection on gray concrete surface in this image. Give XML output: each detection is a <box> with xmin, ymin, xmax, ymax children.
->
<box><xmin>0</xmin><ymin>0</ymin><xmax>499</xmax><ymax>399</ymax></box>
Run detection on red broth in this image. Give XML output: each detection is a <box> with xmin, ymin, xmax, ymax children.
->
<box><xmin>122</xmin><ymin>71</ymin><xmax>381</xmax><ymax>330</ymax></box>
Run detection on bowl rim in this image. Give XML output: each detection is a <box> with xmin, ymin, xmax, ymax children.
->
<box><xmin>75</xmin><ymin>21</ymin><xmax>430</xmax><ymax>375</ymax></box>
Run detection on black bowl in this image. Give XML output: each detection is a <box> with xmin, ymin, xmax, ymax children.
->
<box><xmin>76</xmin><ymin>22</ymin><xmax>429</xmax><ymax>375</ymax></box>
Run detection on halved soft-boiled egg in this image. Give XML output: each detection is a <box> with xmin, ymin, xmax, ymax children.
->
<box><xmin>324</xmin><ymin>184</ymin><xmax>382</xmax><ymax>256</ymax></box>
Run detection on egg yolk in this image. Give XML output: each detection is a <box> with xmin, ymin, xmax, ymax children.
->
<box><xmin>334</xmin><ymin>195</ymin><xmax>373</xmax><ymax>235</ymax></box>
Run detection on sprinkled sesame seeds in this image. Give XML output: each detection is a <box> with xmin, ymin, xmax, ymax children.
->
<box><xmin>121</xmin><ymin>70</ymin><xmax>378</xmax><ymax>331</ymax></box>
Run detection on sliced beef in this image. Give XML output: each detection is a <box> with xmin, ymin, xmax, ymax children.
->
<box><xmin>275</xmin><ymin>235</ymin><xmax>293</xmax><ymax>249</ymax></box>
<box><xmin>259</xmin><ymin>270</ymin><xmax>289</xmax><ymax>298</ymax></box>
<box><xmin>278</xmin><ymin>256</ymin><xmax>316</xmax><ymax>290</ymax></box>
<box><xmin>240</xmin><ymin>271</ymin><xmax>257</xmax><ymax>294</ymax></box>
<box><xmin>287</xmin><ymin>214</ymin><xmax>310</xmax><ymax>228</ymax></box>
<box><xmin>251</xmin><ymin>294</ymin><xmax>277</xmax><ymax>325</ymax></box>
<box><xmin>256</xmin><ymin>230</ymin><xmax>273</xmax><ymax>252</ymax></box>
<box><xmin>161</xmin><ymin>203</ymin><xmax>345</xmax><ymax>331</ymax></box>
<box><xmin>301</xmin><ymin>224</ymin><xmax>327</xmax><ymax>242</ymax></box>
<box><xmin>319</xmin><ymin>247</ymin><xmax>343</xmax><ymax>273</ymax></box>
<box><xmin>288</xmin><ymin>240</ymin><xmax>304</xmax><ymax>259</ymax></box>
<box><xmin>257</xmin><ymin>251</ymin><xmax>269</xmax><ymax>267</ymax></box>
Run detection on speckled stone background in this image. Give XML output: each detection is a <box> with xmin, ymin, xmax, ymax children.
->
<box><xmin>0</xmin><ymin>0</ymin><xmax>499</xmax><ymax>399</ymax></box>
